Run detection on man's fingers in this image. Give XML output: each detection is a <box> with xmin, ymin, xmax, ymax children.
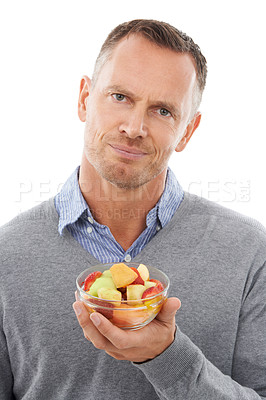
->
<box><xmin>156</xmin><ymin>297</ymin><xmax>181</xmax><ymax>324</ymax></box>
<box><xmin>73</xmin><ymin>301</ymin><xmax>89</xmax><ymax>325</ymax></box>
<box><xmin>73</xmin><ymin>297</ymin><xmax>181</xmax><ymax>360</ymax></box>
<box><xmin>73</xmin><ymin>301</ymin><xmax>107</xmax><ymax>347</ymax></box>
<box><xmin>90</xmin><ymin>312</ymin><xmax>130</xmax><ymax>349</ymax></box>
<box><xmin>73</xmin><ymin>301</ymin><xmax>93</xmax><ymax>336</ymax></box>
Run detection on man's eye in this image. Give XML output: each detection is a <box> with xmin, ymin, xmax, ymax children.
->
<box><xmin>158</xmin><ymin>108</ymin><xmax>171</xmax><ymax>117</ymax></box>
<box><xmin>112</xmin><ymin>93</ymin><xmax>126</xmax><ymax>102</ymax></box>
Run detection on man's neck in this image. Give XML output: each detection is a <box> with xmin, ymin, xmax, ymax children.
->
<box><xmin>78</xmin><ymin>160</ymin><xmax>167</xmax><ymax>251</ymax></box>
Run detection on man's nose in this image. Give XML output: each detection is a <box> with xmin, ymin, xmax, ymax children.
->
<box><xmin>118</xmin><ymin>108</ymin><xmax>148</xmax><ymax>139</ymax></box>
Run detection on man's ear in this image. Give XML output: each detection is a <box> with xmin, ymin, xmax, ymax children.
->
<box><xmin>78</xmin><ymin>76</ymin><xmax>91</xmax><ymax>122</ymax></box>
<box><xmin>175</xmin><ymin>112</ymin><xmax>201</xmax><ymax>152</ymax></box>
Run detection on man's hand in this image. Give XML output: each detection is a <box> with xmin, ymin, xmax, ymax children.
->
<box><xmin>73</xmin><ymin>296</ymin><xmax>181</xmax><ymax>363</ymax></box>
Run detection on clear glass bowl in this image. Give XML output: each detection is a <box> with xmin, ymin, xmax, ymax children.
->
<box><xmin>76</xmin><ymin>262</ymin><xmax>170</xmax><ymax>330</ymax></box>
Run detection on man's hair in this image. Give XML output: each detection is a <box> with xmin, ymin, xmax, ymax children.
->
<box><xmin>92</xmin><ymin>19</ymin><xmax>207</xmax><ymax>115</ymax></box>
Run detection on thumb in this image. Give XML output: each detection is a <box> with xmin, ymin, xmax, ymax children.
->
<box><xmin>156</xmin><ymin>297</ymin><xmax>181</xmax><ymax>324</ymax></box>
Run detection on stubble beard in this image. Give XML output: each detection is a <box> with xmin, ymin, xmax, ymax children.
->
<box><xmin>85</xmin><ymin>144</ymin><xmax>166</xmax><ymax>191</ymax></box>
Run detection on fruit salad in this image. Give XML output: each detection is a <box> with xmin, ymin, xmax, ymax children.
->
<box><xmin>77</xmin><ymin>262</ymin><xmax>169</xmax><ymax>330</ymax></box>
<box><xmin>83</xmin><ymin>262</ymin><xmax>164</xmax><ymax>302</ymax></box>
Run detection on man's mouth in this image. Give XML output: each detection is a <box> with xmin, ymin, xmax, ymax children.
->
<box><xmin>109</xmin><ymin>144</ymin><xmax>148</xmax><ymax>160</ymax></box>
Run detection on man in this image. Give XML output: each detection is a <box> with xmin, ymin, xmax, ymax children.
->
<box><xmin>0</xmin><ymin>19</ymin><xmax>265</xmax><ymax>400</ymax></box>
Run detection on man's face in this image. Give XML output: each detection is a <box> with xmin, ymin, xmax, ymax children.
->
<box><xmin>80</xmin><ymin>34</ymin><xmax>199</xmax><ymax>190</ymax></box>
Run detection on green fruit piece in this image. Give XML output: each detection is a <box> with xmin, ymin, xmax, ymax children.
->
<box><xmin>88</xmin><ymin>276</ymin><xmax>116</xmax><ymax>297</ymax></box>
<box><xmin>102</xmin><ymin>269</ymin><xmax>112</xmax><ymax>278</ymax></box>
<box><xmin>97</xmin><ymin>288</ymin><xmax>122</xmax><ymax>306</ymax></box>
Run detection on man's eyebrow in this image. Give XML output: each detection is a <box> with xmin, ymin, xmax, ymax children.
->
<box><xmin>103</xmin><ymin>85</ymin><xmax>137</xmax><ymax>99</ymax></box>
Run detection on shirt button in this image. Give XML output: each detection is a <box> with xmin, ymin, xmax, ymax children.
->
<box><xmin>88</xmin><ymin>217</ymin><xmax>94</xmax><ymax>224</ymax></box>
<box><xmin>124</xmin><ymin>254</ymin><xmax>131</xmax><ymax>262</ymax></box>
<box><xmin>87</xmin><ymin>226</ymin><xmax>93</xmax><ymax>234</ymax></box>
<box><xmin>156</xmin><ymin>225</ymin><xmax>161</xmax><ymax>232</ymax></box>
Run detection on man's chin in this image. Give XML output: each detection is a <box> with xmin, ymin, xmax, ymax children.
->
<box><xmin>99</xmin><ymin>164</ymin><xmax>162</xmax><ymax>190</ymax></box>
<box><xmin>103</xmin><ymin>174</ymin><xmax>145</xmax><ymax>190</ymax></box>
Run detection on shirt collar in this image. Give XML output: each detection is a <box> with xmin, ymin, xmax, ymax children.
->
<box><xmin>56</xmin><ymin>166</ymin><xmax>183</xmax><ymax>234</ymax></box>
<box><xmin>146</xmin><ymin>168</ymin><xmax>184</xmax><ymax>228</ymax></box>
<box><xmin>56</xmin><ymin>166</ymin><xmax>88</xmax><ymax>234</ymax></box>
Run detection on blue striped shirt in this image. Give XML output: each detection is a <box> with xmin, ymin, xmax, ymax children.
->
<box><xmin>54</xmin><ymin>166</ymin><xmax>184</xmax><ymax>263</ymax></box>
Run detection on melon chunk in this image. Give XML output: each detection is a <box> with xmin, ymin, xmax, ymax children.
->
<box><xmin>88</xmin><ymin>276</ymin><xmax>116</xmax><ymax>297</ymax></box>
<box><xmin>97</xmin><ymin>288</ymin><xmax>122</xmax><ymax>306</ymax></box>
<box><xmin>110</xmin><ymin>263</ymin><xmax>138</xmax><ymax>288</ymax></box>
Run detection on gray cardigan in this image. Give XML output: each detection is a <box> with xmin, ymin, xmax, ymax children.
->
<box><xmin>0</xmin><ymin>193</ymin><xmax>265</xmax><ymax>399</ymax></box>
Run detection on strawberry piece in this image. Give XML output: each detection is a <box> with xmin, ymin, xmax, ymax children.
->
<box><xmin>130</xmin><ymin>267</ymin><xmax>145</xmax><ymax>285</ymax></box>
<box><xmin>142</xmin><ymin>286</ymin><xmax>161</xmax><ymax>299</ymax></box>
<box><xmin>141</xmin><ymin>280</ymin><xmax>164</xmax><ymax>299</ymax></box>
<box><xmin>149</xmin><ymin>279</ymin><xmax>164</xmax><ymax>292</ymax></box>
<box><xmin>84</xmin><ymin>271</ymin><xmax>102</xmax><ymax>291</ymax></box>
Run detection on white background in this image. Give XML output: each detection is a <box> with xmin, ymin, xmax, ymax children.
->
<box><xmin>0</xmin><ymin>0</ymin><xmax>265</xmax><ymax>227</ymax></box>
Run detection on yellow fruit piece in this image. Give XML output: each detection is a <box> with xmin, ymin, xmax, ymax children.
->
<box><xmin>144</xmin><ymin>280</ymin><xmax>156</xmax><ymax>289</ymax></box>
<box><xmin>144</xmin><ymin>295</ymin><xmax>163</xmax><ymax>310</ymax></box>
<box><xmin>137</xmin><ymin>263</ymin><xmax>150</xmax><ymax>281</ymax></box>
<box><xmin>127</xmin><ymin>284</ymin><xmax>146</xmax><ymax>305</ymax></box>
<box><xmin>110</xmin><ymin>263</ymin><xmax>138</xmax><ymax>288</ymax></box>
<box><xmin>97</xmin><ymin>287</ymin><xmax>122</xmax><ymax>306</ymax></box>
